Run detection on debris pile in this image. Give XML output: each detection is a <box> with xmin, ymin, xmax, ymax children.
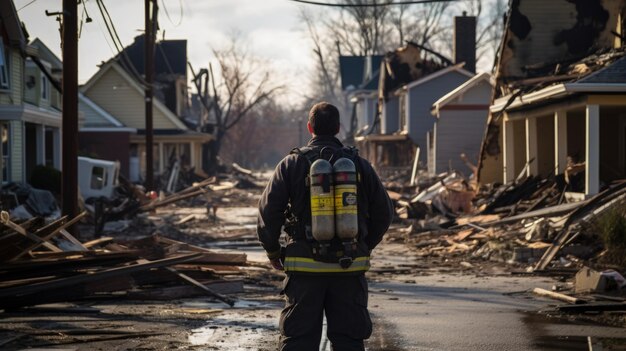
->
<box><xmin>0</xmin><ymin>211</ymin><xmax>262</xmax><ymax>311</ymax></box>
<box><xmin>389</xmin><ymin>171</ymin><xmax>626</xmax><ymax>275</ymax></box>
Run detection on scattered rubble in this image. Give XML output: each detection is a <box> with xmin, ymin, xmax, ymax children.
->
<box><xmin>384</xmin><ymin>167</ymin><xmax>626</xmax><ymax>327</ymax></box>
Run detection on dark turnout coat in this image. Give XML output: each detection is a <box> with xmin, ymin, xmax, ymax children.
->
<box><xmin>257</xmin><ymin>135</ymin><xmax>393</xmax><ymax>274</ymax></box>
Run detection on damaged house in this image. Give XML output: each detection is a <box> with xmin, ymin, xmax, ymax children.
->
<box><xmin>339</xmin><ymin>55</ymin><xmax>383</xmax><ymax>141</ymax></box>
<box><xmin>79</xmin><ymin>35</ymin><xmax>213</xmax><ymax>181</ymax></box>
<box><xmin>354</xmin><ymin>15</ymin><xmax>480</xmax><ymax>175</ymax></box>
<box><xmin>478</xmin><ymin>0</ymin><xmax>626</xmax><ymax>197</ymax></box>
<box><xmin>0</xmin><ymin>2</ymin><xmax>62</xmax><ymax>184</ymax></box>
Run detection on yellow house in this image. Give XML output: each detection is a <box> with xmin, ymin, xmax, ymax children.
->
<box><xmin>80</xmin><ymin>60</ymin><xmax>213</xmax><ymax>181</ymax></box>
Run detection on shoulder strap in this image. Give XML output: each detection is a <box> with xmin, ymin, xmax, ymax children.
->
<box><xmin>290</xmin><ymin>146</ymin><xmax>319</xmax><ymax>165</ymax></box>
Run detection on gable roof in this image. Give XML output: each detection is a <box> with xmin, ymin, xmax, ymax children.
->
<box><xmin>403</xmin><ymin>63</ymin><xmax>474</xmax><ymax>91</ymax></box>
<box><xmin>29</xmin><ymin>38</ymin><xmax>62</xmax><ymax>69</ymax></box>
<box><xmin>432</xmin><ymin>72</ymin><xmax>492</xmax><ymax>111</ymax></box>
<box><xmin>79</xmin><ymin>93</ymin><xmax>136</xmax><ymax>130</ymax></box>
<box><xmin>81</xmin><ymin>60</ymin><xmax>188</xmax><ymax>130</ymax></box>
<box><xmin>116</xmin><ymin>35</ymin><xmax>187</xmax><ymax>77</ymax></box>
<box><xmin>0</xmin><ymin>0</ymin><xmax>26</xmax><ymax>50</ymax></box>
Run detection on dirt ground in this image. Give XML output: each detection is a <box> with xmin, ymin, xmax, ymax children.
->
<box><xmin>1</xmin><ymin>185</ymin><xmax>625</xmax><ymax>350</ymax></box>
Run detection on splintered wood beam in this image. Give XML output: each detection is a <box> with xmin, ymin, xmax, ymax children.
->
<box><xmin>11</xmin><ymin>212</ymin><xmax>87</xmax><ymax>260</ymax></box>
<box><xmin>0</xmin><ymin>211</ymin><xmax>61</xmax><ymax>253</ymax></box>
<box><xmin>0</xmin><ymin>253</ymin><xmax>202</xmax><ymax>299</ymax></box>
<box><xmin>164</xmin><ymin>266</ymin><xmax>235</xmax><ymax>307</ymax></box>
<box><xmin>532</xmin><ymin>287</ymin><xmax>584</xmax><ymax>305</ymax></box>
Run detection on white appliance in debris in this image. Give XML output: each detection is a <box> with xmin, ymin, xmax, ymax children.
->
<box><xmin>78</xmin><ymin>156</ymin><xmax>120</xmax><ymax>200</ymax></box>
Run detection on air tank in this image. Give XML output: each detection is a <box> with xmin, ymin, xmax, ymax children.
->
<box><xmin>309</xmin><ymin>159</ymin><xmax>335</xmax><ymax>241</ymax></box>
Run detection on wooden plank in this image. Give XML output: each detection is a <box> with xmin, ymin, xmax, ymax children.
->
<box><xmin>0</xmin><ymin>211</ymin><xmax>61</xmax><ymax>252</ymax></box>
<box><xmin>0</xmin><ymin>253</ymin><xmax>202</xmax><ymax>299</ymax></box>
<box><xmin>126</xmin><ymin>279</ymin><xmax>244</xmax><ymax>300</ymax></box>
<box><xmin>164</xmin><ymin>266</ymin><xmax>235</xmax><ymax>306</ymax></box>
<box><xmin>175</xmin><ymin>214</ymin><xmax>197</xmax><ymax>225</ymax></box>
<box><xmin>11</xmin><ymin>213</ymin><xmax>86</xmax><ymax>260</ymax></box>
<box><xmin>453</xmin><ymin>229</ymin><xmax>474</xmax><ymax>241</ymax></box>
<box><xmin>535</xmin><ymin>182</ymin><xmax>626</xmax><ymax>271</ymax></box>
<box><xmin>532</xmin><ymin>287</ymin><xmax>585</xmax><ymax>305</ymax></box>
<box><xmin>156</xmin><ymin>236</ymin><xmax>247</xmax><ymax>264</ymax></box>
<box><xmin>82</xmin><ymin>237</ymin><xmax>114</xmax><ymax>249</ymax></box>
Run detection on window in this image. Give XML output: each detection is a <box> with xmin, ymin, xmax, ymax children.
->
<box><xmin>90</xmin><ymin>166</ymin><xmax>107</xmax><ymax>190</ymax></box>
<box><xmin>41</xmin><ymin>74</ymin><xmax>49</xmax><ymax>101</ymax></box>
<box><xmin>0</xmin><ymin>39</ymin><xmax>9</xmax><ymax>89</ymax></box>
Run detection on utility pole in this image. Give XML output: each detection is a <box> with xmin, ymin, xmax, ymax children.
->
<box><xmin>62</xmin><ymin>0</ymin><xmax>79</xmax><ymax>236</ymax></box>
<box><xmin>144</xmin><ymin>0</ymin><xmax>156</xmax><ymax>190</ymax></box>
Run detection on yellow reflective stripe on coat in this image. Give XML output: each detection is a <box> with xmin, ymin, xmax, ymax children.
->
<box><xmin>283</xmin><ymin>256</ymin><xmax>370</xmax><ymax>273</ymax></box>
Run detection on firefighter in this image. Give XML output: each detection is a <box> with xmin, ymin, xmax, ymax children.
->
<box><xmin>257</xmin><ymin>102</ymin><xmax>393</xmax><ymax>351</ymax></box>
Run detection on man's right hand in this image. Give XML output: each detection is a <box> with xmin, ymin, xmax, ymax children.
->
<box><xmin>270</xmin><ymin>258</ymin><xmax>284</xmax><ymax>271</ymax></box>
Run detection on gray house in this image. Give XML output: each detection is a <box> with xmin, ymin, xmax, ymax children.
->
<box><xmin>398</xmin><ymin>63</ymin><xmax>473</xmax><ymax>150</ymax></box>
<box><xmin>430</xmin><ymin>72</ymin><xmax>492</xmax><ymax>176</ymax></box>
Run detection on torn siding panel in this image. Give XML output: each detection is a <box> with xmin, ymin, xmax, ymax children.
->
<box><xmin>500</xmin><ymin>0</ymin><xmax>625</xmax><ymax>81</ymax></box>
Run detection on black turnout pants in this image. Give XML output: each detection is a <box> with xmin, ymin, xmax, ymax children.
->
<box><xmin>279</xmin><ymin>273</ymin><xmax>372</xmax><ymax>351</ymax></box>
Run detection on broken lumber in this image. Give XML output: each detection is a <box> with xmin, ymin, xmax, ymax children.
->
<box><xmin>0</xmin><ymin>253</ymin><xmax>202</xmax><ymax>300</ymax></box>
<box><xmin>164</xmin><ymin>266</ymin><xmax>236</xmax><ymax>306</ymax></box>
<box><xmin>0</xmin><ymin>211</ymin><xmax>62</xmax><ymax>253</ymax></box>
<box><xmin>532</xmin><ymin>287</ymin><xmax>585</xmax><ymax>304</ymax></box>
<box><xmin>126</xmin><ymin>279</ymin><xmax>244</xmax><ymax>300</ymax></box>
<box><xmin>535</xmin><ymin>181</ymin><xmax>626</xmax><ymax>271</ymax></box>
<box><xmin>12</xmin><ymin>212</ymin><xmax>87</xmax><ymax>260</ymax></box>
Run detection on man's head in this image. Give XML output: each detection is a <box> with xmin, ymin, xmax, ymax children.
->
<box><xmin>307</xmin><ymin>102</ymin><xmax>340</xmax><ymax>136</ymax></box>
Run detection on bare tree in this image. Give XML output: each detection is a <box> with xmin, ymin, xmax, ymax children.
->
<box><xmin>191</xmin><ymin>37</ymin><xmax>283</xmax><ymax>174</ymax></box>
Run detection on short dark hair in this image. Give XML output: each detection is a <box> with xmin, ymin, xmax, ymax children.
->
<box><xmin>308</xmin><ymin>102</ymin><xmax>340</xmax><ymax>136</ymax></box>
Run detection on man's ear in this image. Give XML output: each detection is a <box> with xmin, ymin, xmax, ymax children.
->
<box><xmin>307</xmin><ymin>121</ymin><xmax>314</xmax><ymax>135</ymax></box>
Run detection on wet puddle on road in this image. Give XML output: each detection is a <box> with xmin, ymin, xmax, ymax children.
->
<box><xmin>187</xmin><ymin>300</ymin><xmax>281</xmax><ymax>350</ymax></box>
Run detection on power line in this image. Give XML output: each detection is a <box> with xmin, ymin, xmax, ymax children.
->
<box><xmin>95</xmin><ymin>0</ymin><xmax>151</xmax><ymax>87</ymax></box>
<box><xmin>288</xmin><ymin>0</ymin><xmax>457</xmax><ymax>6</ymax></box>
<box><xmin>161</xmin><ymin>0</ymin><xmax>183</xmax><ymax>27</ymax></box>
<box><xmin>17</xmin><ymin>0</ymin><xmax>37</xmax><ymax>12</ymax></box>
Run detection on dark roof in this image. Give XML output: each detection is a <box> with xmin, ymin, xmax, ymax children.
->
<box><xmin>0</xmin><ymin>0</ymin><xmax>26</xmax><ymax>50</ymax></box>
<box><xmin>339</xmin><ymin>56</ymin><xmax>366</xmax><ymax>90</ymax></box>
<box><xmin>339</xmin><ymin>55</ymin><xmax>384</xmax><ymax>91</ymax></box>
<box><xmin>116</xmin><ymin>35</ymin><xmax>187</xmax><ymax>77</ymax></box>
<box><xmin>578</xmin><ymin>56</ymin><xmax>626</xmax><ymax>84</ymax></box>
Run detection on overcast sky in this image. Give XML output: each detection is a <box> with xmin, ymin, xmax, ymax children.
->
<box><xmin>16</xmin><ymin>0</ymin><xmax>314</xmax><ymax>104</ymax></box>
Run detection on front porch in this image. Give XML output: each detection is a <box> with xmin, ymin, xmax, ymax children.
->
<box><xmin>502</xmin><ymin>95</ymin><xmax>626</xmax><ymax>196</ymax></box>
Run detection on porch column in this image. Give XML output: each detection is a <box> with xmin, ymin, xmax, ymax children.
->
<box><xmin>526</xmin><ymin>117</ymin><xmax>538</xmax><ymax>176</ymax></box>
<box><xmin>503</xmin><ymin>117</ymin><xmax>515</xmax><ymax>182</ymax></box>
<box><xmin>52</xmin><ymin>128</ymin><xmax>61</xmax><ymax>170</ymax></box>
<box><xmin>158</xmin><ymin>142</ymin><xmax>164</xmax><ymax>174</ymax></box>
<box><xmin>189</xmin><ymin>142</ymin><xmax>196</xmax><ymax>169</ymax></box>
<box><xmin>36</xmin><ymin>125</ymin><xmax>45</xmax><ymax>166</ymax></box>
<box><xmin>554</xmin><ymin>110</ymin><xmax>568</xmax><ymax>175</ymax></box>
<box><xmin>586</xmin><ymin>104</ymin><xmax>600</xmax><ymax>196</ymax></box>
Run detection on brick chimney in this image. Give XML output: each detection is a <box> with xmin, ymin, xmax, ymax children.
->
<box><xmin>454</xmin><ymin>12</ymin><xmax>476</xmax><ymax>73</ymax></box>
